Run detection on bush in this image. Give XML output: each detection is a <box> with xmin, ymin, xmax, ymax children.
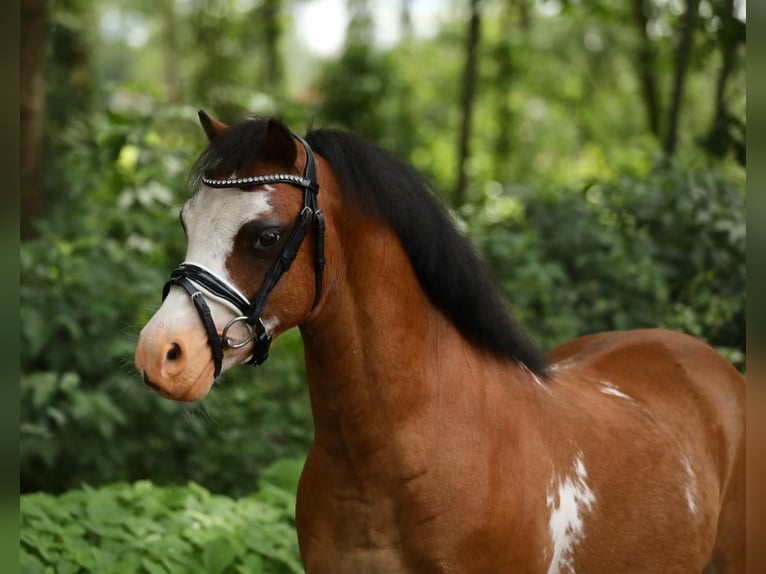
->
<box><xmin>462</xmin><ymin>161</ymin><xmax>745</xmax><ymax>366</ymax></box>
<box><xmin>21</xmin><ymin>108</ymin><xmax>314</xmax><ymax>496</ymax></box>
<box><xmin>19</xmin><ymin>459</ymin><xmax>305</xmax><ymax>574</ymax></box>
<box><xmin>20</xmin><ymin>334</ymin><xmax>312</xmax><ymax>497</ymax></box>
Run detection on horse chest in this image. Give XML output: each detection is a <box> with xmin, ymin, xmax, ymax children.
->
<box><xmin>303</xmin><ymin>548</ymin><xmax>409</xmax><ymax>574</ymax></box>
<box><xmin>296</xmin><ymin>472</ymin><xmax>553</xmax><ymax>573</ymax></box>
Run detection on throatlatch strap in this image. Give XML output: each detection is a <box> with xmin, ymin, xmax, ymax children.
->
<box><xmin>313</xmin><ymin>210</ymin><xmax>326</xmax><ymax>308</ymax></box>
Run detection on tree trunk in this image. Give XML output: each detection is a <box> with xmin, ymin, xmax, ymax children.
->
<box><xmin>454</xmin><ymin>0</ymin><xmax>482</xmax><ymax>207</ymax></box>
<box><xmin>704</xmin><ymin>37</ymin><xmax>735</xmax><ymax>155</ymax></box>
<box><xmin>21</xmin><ymin>0</ymin><xmax>48</xmax><ymax>238</ymax></box>
<box><xmin>519</xmin><ymin>0</ymin><xmax>531</xmax><ymax>32</ymax></box>
<box><xmin>702</xmin><ymin>0</ymin><xmax>744</xmax><ymax>162</ymax></box>
<box><xmin>347</xmin><ymin>0</ymin><xmax>373</xmax><ymax>45</ymax></box>
<box><xmin>631</xmin><ymin>0</ymin><xmax>662</xmax><ymax>138</ymax></box>
<box><xmin>400</xmin><ymin>0</ymin><xmax>413</xmax><ymax>39</ymax></box>
<box><xmin>492</xmin><ymin>2</ymin><xmax>514</xmax><ymax>182</ymax></box>
<box><xmin>395</xmin><ymin>0</ymin><xmax>416</xmax><ymax>159</ymax></box>
<box><xmin>664</xmin><ymin>0</ymin><xmax>700</xmax><ymax>157</ymax></box>
<box><xmin>161</xmin><ymin>0</ymin><xmax>181</xmax><ymax>103</ymax></box>
<box><xmin>260</xmin><ymin>0</ymin><xmax>284</xmax><ymax>96</ymax></box>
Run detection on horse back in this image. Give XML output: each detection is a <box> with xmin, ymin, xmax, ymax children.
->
<box><xmin>550</xmin><ymin>328</ymin><xmax>744</xmax><ymax>469</ymax></box>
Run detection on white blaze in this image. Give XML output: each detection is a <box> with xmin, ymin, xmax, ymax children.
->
<box><xmin>182</xmin><ymin>184</ymin><xmax>275</xmax><ymax>318</ymax></box>
<box><xmin>183</xmin><ymin>185</ymin><xmax>274</xmax><ymax>283</ymax></box>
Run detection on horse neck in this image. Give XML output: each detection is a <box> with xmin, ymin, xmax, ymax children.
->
<box><xmin>299</xmin><ymin>213</ymin><xmax>516</xmax><ymax>482</ymax></box>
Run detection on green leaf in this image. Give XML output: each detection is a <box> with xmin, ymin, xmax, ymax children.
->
<box><xmin>236</xmin><ymin>554</ymin><xmax>265</xmax><ymax>573</ymax></box>
<box><xmin>19</xmin><ymin>548</ymin><xmax>46</xmax><ymax>574</ymax></box>
<box><xmin>141</xmin><ymin>558</ymin><xmax>169</xmax><ymax>574</ymax></box>
<box><xmin>202</xmin><ymin>538</ymin><xmax>238</xmax><ymax>574</ymax></box>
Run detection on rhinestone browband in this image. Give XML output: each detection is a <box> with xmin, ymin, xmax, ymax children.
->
<box><xmin>202</xmin><ymin>174</ymin><xmax>313</xmax><ymax>189</ymax></box>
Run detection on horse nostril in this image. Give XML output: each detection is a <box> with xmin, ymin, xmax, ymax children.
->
<box><xmin>142</xmin><ymin>372</ymin><xmax>160</xmax><ymax>392</ymax></box>
<box><xmin>166</xmin><ymin>342</ymin><xmax>182</xmax><ymax>362</ymax></box>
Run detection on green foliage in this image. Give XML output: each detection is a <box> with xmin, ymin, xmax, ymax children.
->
<box><xmin>316</xmin><ymin>43</ymin><xmax>399</xmax><ymax>142</ymax></box>
<box><xmin>21</xmin><ymin>107</ymin><xmax>313</xmax><ymax>496</ymax></box>
<box><xmin>20</xmin><ymin>459</ymin><xmax>304</xmax><ymax>574</ymax></box>
<box><xmin>20</xmin><ymin>331</ymin><xmax>312</xmax><ymax>496</ymax></box>
<box><xmin>462</xmin><ymin>161</ymin><xmax>745</xmax><ymax>366</ymax></box>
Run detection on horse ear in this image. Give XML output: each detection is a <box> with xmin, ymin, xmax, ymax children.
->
<box><xmin>198</xmin><ymin>110</ymin><xmax>228</xmax><ymax>142</ymax></box>
<box><xmin>264</xmin><ymin>118</ymin><xmax>298</xmax><ymax>166</ymax></box>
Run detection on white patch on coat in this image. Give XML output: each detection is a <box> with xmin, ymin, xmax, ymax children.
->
<box><xmin>546</xmin><ymin>453</ymin><xmax>596</xmax><ymax>574</ymax></box>
<box><xmin>682</xmin><ymin>455</ymin><xmax>699</xmax><ymax>515</ymax></box>
<box><xmin>261</xmin><ymin>316</ymin><xmax>281</xmax><ymax>334</ymax></box>
<box><xmin>598</xmin><ymin>380</ymin><xmax>631</xmax><ymax>400</ymax></box>
<box><xmin>520</xmin><ymin>363</ymin><xmax>553</xmax><ymax>394</ymax></box>
<box><xmin>548</xmin><ymin>359</ymin><xmax>575</xmax><ymax>373</ymax></box>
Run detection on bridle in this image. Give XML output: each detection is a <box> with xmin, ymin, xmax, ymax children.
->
<box><xmin>161</xmin><ymin>135</ymin><xmax>325</xmax><ymax>377</ymax></box>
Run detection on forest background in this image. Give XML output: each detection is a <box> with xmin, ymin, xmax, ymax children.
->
<box><xmin>20</xmin><ymin>0</ymin><xmax>745</xmax><ymax>572</ymax></box>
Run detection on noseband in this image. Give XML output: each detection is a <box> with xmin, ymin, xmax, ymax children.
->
<box><xmin>162</xmin><ymin>135</ymin><xmax>325</xmax><ymax>377</ymax></box>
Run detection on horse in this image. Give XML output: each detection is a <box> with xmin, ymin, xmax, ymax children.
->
<box><xmin>135</xmin><ymin>112</ymin><xmax>745</xmax><ymax>573</ymax></box>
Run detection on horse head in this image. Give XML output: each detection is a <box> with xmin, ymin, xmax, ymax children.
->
<box><xmin>135</xmin><ymin>112</ymin><xmax>329</xmax><ymax>401</ymax></box>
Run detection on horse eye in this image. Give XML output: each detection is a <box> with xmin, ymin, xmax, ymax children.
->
<box><xmin>256</xmin><ymin>229</ymin><xmax>281</xmax><ymax>249</ymax></box>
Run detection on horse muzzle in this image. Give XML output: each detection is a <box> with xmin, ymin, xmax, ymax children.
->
<box><xmin>134</xmin><ymin>305</ymin><xmax>217</xmax><ymax>402</ymax></box>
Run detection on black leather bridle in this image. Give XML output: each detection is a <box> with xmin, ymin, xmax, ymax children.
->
<box><xmin>162</xmin><ymin>135</ymin><xmax>325</xmax><ymax>377</ymax></box>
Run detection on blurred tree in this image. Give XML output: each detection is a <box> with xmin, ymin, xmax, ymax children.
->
<box><xmin>664</xmin><ymin>0</ymin><xmax>700</xmax><ymax>157</ymax></box>
<box><xmin>258</xmin><ymin>0</ymin><xmax>286</xmax><ymax>97</ymax></box>
<box><xmin>490</xmin><ymin>0</ymin><xmax>522</xmax><ymax>183</ymax></box>
<box><xmin>347</xmin><ymin>0</ymin><xmax>373</xmax><ymax>45</ymax></box>
<box><xmin>43</xmin><ymin>0</ymin><xmax>98</xmax><ymax>217</ymax></box>
<box><xmin>21</xmin><ymin>0</ymin><xmax>48</xmax><ymax>238</ymax></box>
<box><xmin>47</xmin><ymin>0</ymin><xmax>95</xmax><ymax>124</ymax></box>
<box><xmin>630</xmin><ymin>0</ymin><xmax>662</xmax><ymax>138</ymax></box>
<box><xmin>701</xmin><ymin>0</ymin><xmax>745</xmax><ymax>164</ymax></box>
<box><xmin>159</xmin><ymin>0</ymin><xmax>182</xmax><ymax>103</ymax></box>
<box><xmin>188</xmin><ymin>0</ymin><xmax>248</xmax><ymax>118</ymax></box>
<box><xmin>316</xmin><ymin>0</ymin><xmax>398</xmax><ymax>140</ymax></box>
<box><xmin>391</xmin><ymin>0</ymin><xmax>416</xmax><ymax>160</ymax></box>
<box><xmin>400</xmin><ymin>0</ymin><xmax>413</xmax><ymax>37</ymax></box>
<box><xmin>454</xmin><ymin>0</ymin><xmax>483</xmax><ymax>206</ymax></box>
<box><xmin>624</xmin><ymin>0</ymin><xmax>744</xmax><ymax>162</ymax></box>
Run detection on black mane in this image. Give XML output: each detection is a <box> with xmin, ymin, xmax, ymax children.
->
<box><xmin>192</xmin><ymin>117</ymin><xmax>547</xmax><ymax>376</ymax></box>
<box><xmin>306</xmin><ymin>128</ymin><xmax>547</xmax><ymax>376</ymax></box>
